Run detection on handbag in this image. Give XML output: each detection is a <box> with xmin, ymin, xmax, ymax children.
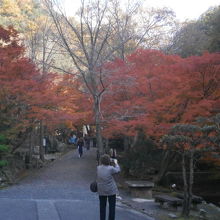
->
<box><xmin>90</xmin><ymin>181</ymin><xmax>97</xmax><ymax>192</ymax></box>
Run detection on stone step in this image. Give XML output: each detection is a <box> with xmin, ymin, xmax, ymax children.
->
<box><xmin>0</xmin><ymin>198</ymin><xmax>152</xmax><ymax>220</ymax></box>
<box><xmin>37</xmin><ymin>200</ymin><xmax>60</xmax><ymax>220</ymax></box>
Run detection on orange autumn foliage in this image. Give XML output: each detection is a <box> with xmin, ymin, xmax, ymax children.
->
<box><xmin>0</xmin><ymin>25</ymin><xmax>89</xmax><ymax>137</ymax></box>
<box><xmin>102</xmin><ymin>49</ymin><xmax>220</xmax><ymax>139</ymax></box>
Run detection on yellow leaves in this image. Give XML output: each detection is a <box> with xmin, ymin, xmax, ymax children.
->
<box><xmin>0</xmin><ymin>0</ymin><xmax>22</xmax><ymax>29</ymax></box>
<box><xmin>27</xmin><ymin>22</ymin><xmax>37</xmax><ymax>32</ymax></box>
<box><xmin>0</xmin><ymin>0</ymin><xmax>43</xmax><ymax>33</ymax></box>
<box><xmin>17</xmin><ymin>0</ymin><xmax>33</xmax><ymax>12</ymax></box>
<box><xmin>0</xmin><ymin>0</ymin><xmax>21</xmax><ymax>16</ymax></box>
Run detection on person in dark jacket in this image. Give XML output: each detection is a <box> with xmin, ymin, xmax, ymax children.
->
<box><xmin>77</xmin><ymin>137</ymin><xmax>84</xmax><ymax>158</ymax></box>
<box><xmin>97</xmin><ymin>154</ymin><xmax>120</xmax><ymax>220</ymax></box>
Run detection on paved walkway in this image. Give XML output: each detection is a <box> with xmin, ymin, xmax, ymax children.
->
<box><xmin>0</xmin><ymin>148</ymin><xmax>153</xmax><ymax>220</ymax></box>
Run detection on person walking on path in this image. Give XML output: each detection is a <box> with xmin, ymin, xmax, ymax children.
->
<box><xmin>77</xmin><ymin>137</ymin><xmax>84</xmax><ymax>158</ymax></box>
<box><xmin>84</xmin><ymin>134</ymin><xmax>90</xmax><ymax>150</ymax></box>
<box><xmin>97</xmin><ymin>154</ymin><xmax>120</xmax><ymax>220</ymax></box>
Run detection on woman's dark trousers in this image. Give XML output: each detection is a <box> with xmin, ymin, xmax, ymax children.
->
<box><xmin>99</xmin><ymin>195</ymin><xmax>116</xmax><ymax>220</ymax></box>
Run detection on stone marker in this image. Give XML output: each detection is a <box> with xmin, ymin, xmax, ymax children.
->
<box><xmin>125</xmin><ymin>181</ymin><xmax>154</xmax><ymax>199</ymax></box>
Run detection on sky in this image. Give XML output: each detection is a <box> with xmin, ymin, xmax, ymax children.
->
<box><xmin>145</xmin><ymin>0</ymin><xmax>220</xmax><ymax>21</ymax></box>
<box><xmin>63</xmin><ymin>0</ymin><xmax>220</xmax><ymax>21</ymax></box>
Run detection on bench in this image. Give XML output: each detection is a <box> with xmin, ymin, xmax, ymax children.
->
<box><xmin>125</xmin><ymin>181</ymin><xmax>154</xmax><ymax>199</ymax></box>
<box><xmin>155</xmin><ymin>194</ymin><xmax>182</xmax><ymax>210</ymax></box>
<box><xmin>176</xmin><ymin>193</ymin><xmax>203</xmax><ymax>209</ymax></box>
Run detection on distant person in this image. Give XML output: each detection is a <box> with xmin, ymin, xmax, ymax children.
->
<box><xmin>96</xmin><ymin>150</ymin><xmax>100</xmax><ymax>165</ymax></box>
<box><xmin>76</xmin><ymin>137</ymin><xmax>84</xmax><ymax>158</ymax></box>
<box><xmin>25</xmin><ymin>153</ymin><xmax>30</xmax><ymax>169</ymax></box>
<box><xmin>43</xmin><ymin>136</ymin><xmax>50</xmax><ymax>153</ymax></box>
<box><xmin>97</xmin><ymin>154</ymin><xmax>120</xmax><ymax>220</ymax></box>
<box><xmin>69</xmin><ymin>134</ymin><xmax>77</xmax><ymax>145</ymax></box>
<box><xmin>109</xmin><ymin>148</ymin><xmax>117</xmax><ymax>159</ymax></box>
<box><xmin>84</xmin><ymin>135</ymin><xmax>90</xmax><ymax>150</ymax></box>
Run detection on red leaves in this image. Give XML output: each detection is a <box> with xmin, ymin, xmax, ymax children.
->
<box><xmin>102</xmin><ymin>49</ymin><xmax>220</xmax><ymax>139</ymax></box>
<box><xmin>0</xmin><ymin>25</ymin><xmax>89</xmax><ymax>134</ymax></box>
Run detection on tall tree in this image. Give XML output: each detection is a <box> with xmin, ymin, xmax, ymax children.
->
<box><xmin>0</xmin><ymin>25</ymin><xmax>83</xmax><ymax>153</ymax></box>
<box><xmin>167</xmin><ymin>21</ymin><xmax>210</xmax><ymax>57</ymax></box>
<box><xmin>202</xmin><ymin>6</ymin><xmax>220</xmax><ymax>52</ymax></box>
<box><xmin>0</xmin><ymin>0</ymin><xmax>39</xmax><ymax>31</ymax></box>
<box><xmin>161</xmin><ymin>124</ymin><xmax>202</xmax><ymax>218</ymax></box>
<box><xmin>108</xmin><ymin>0</ymin><xmax>176</xmax><ymax>59</ymax></box>
<box><xmin>45</xmin><ymin>0</ymin><xmax>130</xmax><ymax>154</ymax></box>
<box><xmin>101</xmin><ymin>49</ymin><xmax>220</xmax><ymax>186</ymax></box>
<box><xmin>0</xmin><ymin>0</ymin><xmax>62</xmax><ymax>71</ymax></box>
<box><xmin>44</xmin><ymin>0</ymin><xmax>177</xmax><ymax>154</ymax></box>
<box><xmin>167</xmin><ymin>6</ymin><xmax>220</xmax><ymax>57</ymax></box>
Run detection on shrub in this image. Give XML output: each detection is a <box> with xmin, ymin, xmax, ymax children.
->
<box><xmin>121</xmin><ymin>133</ymin><xmax>162</xmax><ymax>178</ymax></box>
<box><xmin>0</xmin><ymin>134</ymin><xmax>10</xmax><ymax>169</ymax></box>
<box><xmin>0</xmin><ymin>160</ymin><xmax>8</xmax><ymax>168</ymax></box>
<box><xmin>0</xmin><ymin>144</ymin><xmax>9</xmax><ymax>152</ymax></box>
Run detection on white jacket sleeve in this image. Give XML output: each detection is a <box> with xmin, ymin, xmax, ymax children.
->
<box><xmin>111</xmin><ymin>164</ymin><xmax>120</xmax><ymax>174</ymax></box>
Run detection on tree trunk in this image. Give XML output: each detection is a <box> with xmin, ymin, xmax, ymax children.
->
<box><xmin>188</xmin><ymin>150</ymin><xmax>194</xmax><ymax>211</ymax></box>
<box><xmin>39</xmin><ymin>121</ymin><xmax>45</xmax><ymax>161</ymax></box>
<box><xmin>105</xmin><ymin>138</ymin><xmax>109</xmax><ymax>153</ymax></box>
<box><xmin>11</xmin><ymin>127</ymin><xmax>32</xmax><ymax>153</ymax></box>
<box><xmin>181</xmin><ymin>151</ymin><xmax>190</xmax><ymax>217</ymax></box>
<box><xmin>130</xmin><ymin>133</ymin><xmax>138</xmax><ymax>148</ymax></box>
<box><xmin>155</xmin><ymin>150</ymin><xmax>176</xmax><ymax>184</ymax></box>
<box><xmin>94</xmin><ymin>96</ymin><xmax>103</xmax><ymax>155</ymax></box>
<box><xmin>123</xmin><ymin>136</ymin><xmax>130</xmax><ymax>151</ymax></box>
<box><xmin>29</xmin><ymin>129</ymin><xmax>33</xmax><ymax>164</ymax></box>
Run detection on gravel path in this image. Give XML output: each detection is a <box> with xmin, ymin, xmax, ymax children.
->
<box><xmin>0</xmin><ymin>148</ymin><xmax>153</xmax><ymax>220</ymax></box>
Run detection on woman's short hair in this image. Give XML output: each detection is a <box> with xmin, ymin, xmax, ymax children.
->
<box><xmin>100</xmin><ymin>154</ymin><xmax>110</xmax><ymax>165</ymax></box>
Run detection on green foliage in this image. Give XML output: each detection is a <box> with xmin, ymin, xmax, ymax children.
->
<box><xmin>167</xmin><ymin>6</ymin><xmax>220</xmax><ymax>57</ymax></box>
<box><xmin>0</xmin><ymin>144</ymin><xmax>9</xmax><ymax>152</ymax></box>
<box><xmin>202</xmin><ymin>6</ymin><xmax>220</xmax><ymax>52</ymax></box>
<box><xmin>0</xmin><ymin>160</ymin><xmax>8</xmax><ymax>168</ymax></box>
<box><xmin>161</xmin><ymin>134</ymin><xmax>190</xmax><ymax>145</ymax></box>
<box><xmin>168</xmin><ymin>21</ymin><xmax>209</xmax><ymax>57</ymax></box>
<box><xmin>0</xmin><ymin>134</ymin><xmax>9</xmax><ymax>152</ymax></box>
<box><xmin>121</xmin><ymin>133</ymin><xmax>162</xmax><ymax>178</ymax></box>
<box><xmin>0</xmin><ymin>134</ymin><xmax>9</xmax><ymax>169</ymax></box>
<box><xmin>201</xmin><ymin>125</ymin><xmax>217</xmax><ymax>133</ymax></box>
<box><xmin>171</xmin><ymin>124</ymin><xmax>200</xmax><ymax>133</ymax></box>
<box><xmin>0</xmin><ymin>134</ymin><xmax>7</xmax><ymax>144</ymax></box>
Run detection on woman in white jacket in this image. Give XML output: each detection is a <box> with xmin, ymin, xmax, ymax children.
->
<box><xmin>97</xmin><ymin>154</ymin><xmax>120</xmax><ymax>220</ymax></box>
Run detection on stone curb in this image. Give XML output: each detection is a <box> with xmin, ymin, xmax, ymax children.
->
<box><xmin>116</xmin><ymin>198</ymin><xmax>156</xmax><ymax>219</ymax></box>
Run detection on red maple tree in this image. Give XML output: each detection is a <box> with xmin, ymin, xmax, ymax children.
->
<box><xmin>0</xmin><ymin>25</ymin><xmax>89</xmax><ymax>149</ymax></box>
<box><xmin>102</xmin><ymin>49</ymin><xmax>220</xmax><ymax>140</ymax></box>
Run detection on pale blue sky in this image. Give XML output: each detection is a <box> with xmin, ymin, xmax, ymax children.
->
<box><xmin>63</xmin><ymin>0</ymin><xmax>220</xmax><ymax>21</ymax></box>
<box><xmin>145</xmin><ymin>0</ymin><xmax>220</xmax><ymax>21</ymax></box>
